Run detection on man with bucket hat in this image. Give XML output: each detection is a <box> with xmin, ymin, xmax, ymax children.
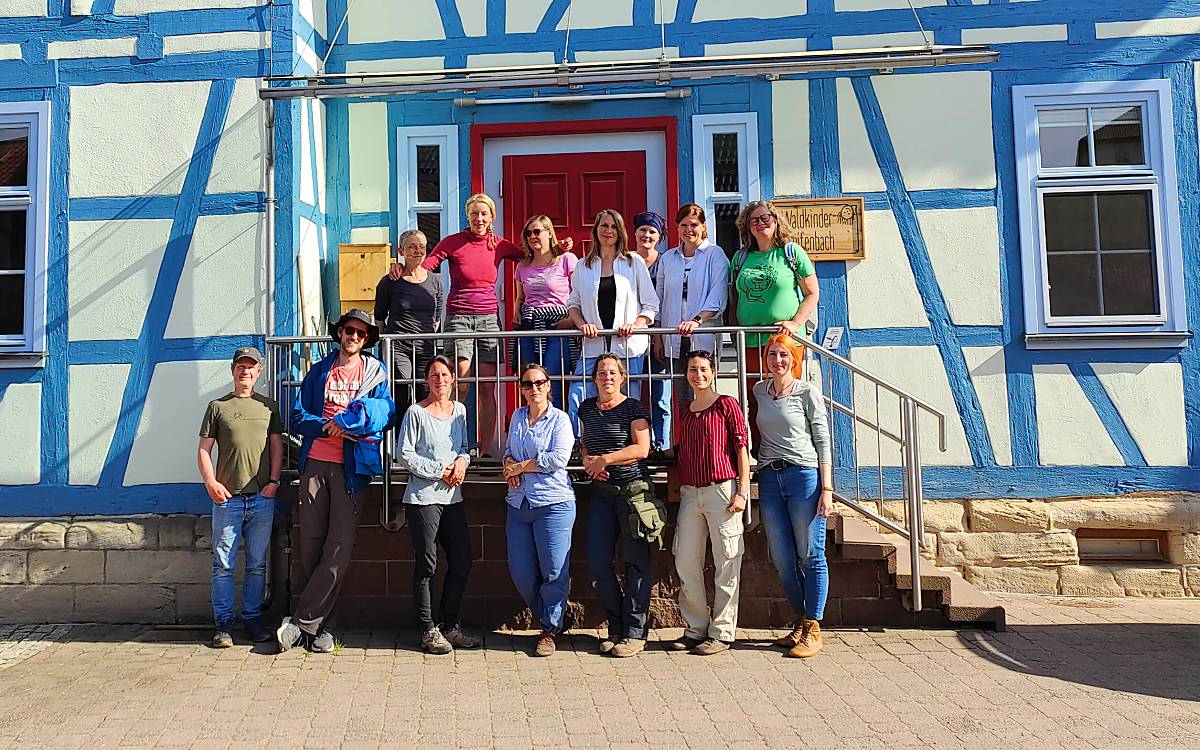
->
<box><xmin>277</xmin><ymin>309</ymin><xmax>396</xmax><ymax>653</ymax></box>
<box><xmin>197</xmin><ymin>346</ymin><xmax>283</xmax><ymax>648</ymax></box>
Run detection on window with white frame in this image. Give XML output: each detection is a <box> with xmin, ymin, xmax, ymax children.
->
<box><xmin>0</xmin><ymin>102</ymin><xmax>50</xmax><ymax>361</ymax></box>
<box><xmin>1013</xmin><ymin>81</ymin><xmax>1187</xmax><ymax>347</ymax></box>
<box><xmin>692</xmin><ymin>113</ymin><xmax>760</xmax><ymax>255</ymax></box>
<box><xmin>395</xmin><ymin>125</ymin><xmax>459</xmax><ymax>251</ymax></box>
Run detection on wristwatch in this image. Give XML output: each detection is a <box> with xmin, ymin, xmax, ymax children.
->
<box><xmin>267</xmin><ymin>479</ymin><xmax>281</xmax><ymax>487</ymax></box>
<box><xmin>692</xmin><ymin>315</ymin><xmax>703</xmax><ymax>323</ymax></box>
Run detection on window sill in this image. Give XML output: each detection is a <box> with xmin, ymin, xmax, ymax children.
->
<box><xmin>0</xmin><ymin>351</ymin><xmax>47</xmax><ymax>369</ymax></box>
<box><xmin>1025</xmin><ymin>331</ymin><xmax>1192</xmax><ymax>350</ymax></box>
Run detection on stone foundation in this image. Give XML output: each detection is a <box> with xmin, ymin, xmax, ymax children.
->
<box><xmin>874</xmin><ymin>493</ymin><xmax>1200</xmax><ymax>597</ymax></box>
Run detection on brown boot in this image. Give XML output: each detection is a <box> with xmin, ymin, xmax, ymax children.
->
<box><xmin>786</xmin><ymin>619</ymin><xmax>822</xmax><ymax>658</ymax></box>
<box><xmin>773</xmin><ymin>622</ymin><xmax>806</xmax><ymax>648</ymax></box>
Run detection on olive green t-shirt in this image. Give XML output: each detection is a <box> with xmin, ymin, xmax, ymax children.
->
<box><xmin>199</xmin><ymin>393</ymin><xmax>282</xmax><ymax>494</ymax></box>
<box><xmin>732</xmin><ymin>246</ymin><xmax>816</xmax><ymax>347</ymax></box>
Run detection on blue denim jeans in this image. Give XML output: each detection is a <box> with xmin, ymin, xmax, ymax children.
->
<box><xmin>756</xmin><ymin>465</ymin><xmax>829</xmax><ymax>620</ymax></box>
<box><xmin>567</xmin><ymin>352</ymin><xmax>646</xmax><ymax>437</ymax></box>
<box><xmin>211</xmin><ymin>492</ymin><xmax>275</xmax><ymax>626</ymax></box>
<box><xmin>586</xmin><ymin>485</ymin><xmax>651</xmax><ymax>640</ymax></box>
<box><xmin>518</xmin><ymin>333</ymin><xmax>573</xmax><ymax>408</ymax></box>
<box><xmin>650</xmin><ymin>354</ymin><xmax>692</xmax><ymax>452</ymax></box>
<box><xmin>506</xmin><ymin>500</ymin><xmax>576</xmax><ymax>633</ymax></box>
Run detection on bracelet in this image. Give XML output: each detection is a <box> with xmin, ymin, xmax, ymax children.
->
<box><xmin>822</xmin><ymin>486</ymin><xmax>833</xmax><ymax>492</ymax></box>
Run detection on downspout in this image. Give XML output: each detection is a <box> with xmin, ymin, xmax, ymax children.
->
<box><xmin>265</xmin><ymin>96</ymin><xmax>276</xmax><ymax>339</ymax></box>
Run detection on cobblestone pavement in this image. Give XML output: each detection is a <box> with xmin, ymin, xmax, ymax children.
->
<box><xmin>0</xmin><ymin>595</ymin><xmax>1198</xmax><ymax>749</ymax></box>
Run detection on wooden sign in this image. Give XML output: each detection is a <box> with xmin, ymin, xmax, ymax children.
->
<box><xmin>772</xmin><ymin>197</ymin><xmax>865</xmax><ymax>262</ymax></box>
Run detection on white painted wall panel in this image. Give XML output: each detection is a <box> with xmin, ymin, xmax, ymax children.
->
<box><xmin>68</xmin><ymin>365</ymin><xmax>130</xmax><ymax>486</ymax></box>
<box><xmin>70</xmin><ymin>81</ymin><xmax>209</xmax><ymax>198</ymax></box>
<box><xmin>0</xmin><ymin>45</ymin><xmax>21</xmax><ymax>61</ymax></box>
<box><xmin>1033</xmin><ymin>364</ymin><xmax>1124</xmax><ymax>466</ymax></box>
<box><xmin>125</xmin><ymin>360</ymin><xmax>232</xmax><ymax>485</ymax></box>
<box><xmin>507</xmin><ymin>0</ymin><xmax>554</xmax><ymax>33</ymax></box>
<box><xmin>297</xmin><ymin>217</ymin><xmax>325</xmax><ymax>336</ymax></box>
<box><xmin>207</xmin><ymin>77</ymin><xmax>266</xmax><ymax>195</ymax></box>
<box><xmin>163</xmin><ymin>31</ymin><xmax>269</xmax><ymax>55</ymax></box>
<box><xmin>873</xmin><ymin>71</ymin><xmax>996</xmax><ymax>191</ymax></box>
<box><xmin>349</xmin><ymin>0</ymin><xmax>444</xmax><ymax>43</ymax></box>
<box><xmin>68</xmin><ymin>219</ymin><xmax>172</xmax><ymax>341</ymax></box>
<box><xmin>771</xmin><ymin>79</ymin><xmax>811</xmax><ymax>197</ymax></box>
<box><xmin>832</xmin><ymin>31</ymin><xmax>932</xmax><ymax>49</ymax></box>
<box><xmin>1096</xmin><ymin>17</ymin><xmax>1200</xmax><ymax>39</ymax></box>
<box><xmin>575</xmin><ymin>48</ymin><xmax>679</xmax><ymax>62</ymax></box>
<box><xmin>457</xmin><ymin>0</ymin><xmax>487</xmax><ymax>36</ymax></box>
<box><xmin>836</xmin><ymin>78</ymin><xmax>885</xmax><ymax>193</ymax></box>
<box><xmin>554</xmin><ymin>1</ymin><xmax>633</xmax><ymax>28</ymax></box>
<box><xmin>846</xmin><ymin>210</ymin><xmax>927</xmax><ymax>328</ymax></box>
<box><xmin>694</xmin><ymin>0</ymin><xmax>803</xmax><ymax>21</ymax></box>
<box><xmin>1093</xmin><ymin>363</ymin><xmax>1188</xmax><ymax>466</ymax></box>
<box><xmin>0</xmin><ymin>384</ymin><xmax>40</xmax><ymax>485</ymax></box>
<box><xmin>962</xmin><ymin>346</ymin><xmax>1012</xmax><ymax>466</ymax></box>
<box><xmin>836</xmin><ymin>0</ymin><xmax>943</xmax><ymax>10</ymax></box>
<box><xmin>299</xmin><ymin>99</ymin><xmax>326</xmax><ymax>211</ymax></box>
<box><xmin>706</xmin><ymin>38</ymin><xmax>807</xmax><ymax>57</ymax></box>
<box><xmin>165</xmin><ymin>213</ymin><xmax>265</xmax><ymax>339</ymax></box>
<box><xmin>961</xmin><ymin>25</ymin><xmax>1068</xmax><ymax>45</ymax></box>
<box><xmin>917</xmin><ymin>207</ymin><xmax>1002</xmax><ymax>325</ymax></box>
<box><xmin>851</xmin><ymin>346</ymin><xmax>972</xmax><ymax>467</ymax></box>
<box><xmin>48</xmin><ymin>38</ymin><xmax>137</xmax><ymax>60</ymax></box>
<box><xmin>351</xmin><ymin>227</ymin><xmax>390</xmax><ymax>244</ymax></box>
<box><xmin>72</xmin><ymin>0</ymin><xmax>95</xmax><ymax>16</ymax></box>
<box><xmin>3</xmin><ymin>0</ymin><xmax>47</xmax><ymax>16</ymax></box>
<box><xmin>115</xmin><ymin>0</ymin><xmax>260</xmax><ymax>12</ymax></box>
<box><xmin>467</xmin><ymin>51</ymin><xmax>556</xmax><ymax>67</ymax></box>
<box><xmin>348</xmin><ymin>101</ymin><xmax>390</xmax><ymax>214</ymax></box>
<box><xmin>299</xmin><ymin>0</ymin><xmax>327</xmax><ymax>37</ymax></box>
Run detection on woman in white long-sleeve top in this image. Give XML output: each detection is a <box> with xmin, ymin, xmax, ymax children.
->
<box><xmin>397</xmin><ymin>355</ymin><xmax>479</xmax><ymax>655</ymax></box>
<box><xmin>565</xmin><ymin>209</ymin><xmax>659</xmax><ymax>434</ymax></box>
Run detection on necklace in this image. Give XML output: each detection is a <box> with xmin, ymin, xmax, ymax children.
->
<box><xmin>768</xmin><ymin>379</ymin><xmax>795</xmax><ymax>400</ymax></box>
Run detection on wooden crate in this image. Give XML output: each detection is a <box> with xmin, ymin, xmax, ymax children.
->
<box><xmin>339</xmin><ymin>242</ymin><xmax>391</xmax><ymax>315</ymax></box>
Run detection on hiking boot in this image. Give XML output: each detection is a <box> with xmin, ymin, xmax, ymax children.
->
<box><xmin>668</xmin><ymin>635</ymin><xmax>704</xmax><ymax>652</ymax></box>
<box><xmin>421</xmin><ymin>627</ymin><xmax>453</xmax><ymax>655</ymax></box>
<box><xmin>211</xmin><ymin>626</ymin><xmax>233</xmax><ymax>649</ymax></box>
<box><xmin>275</xmin><ymin>617</ymin><xmax>304</xmax><ymax>653</ymax></box>
<box><xmin>309</xmin><ymin>630</ymin><xmax>335</xmax><ymax>654</ymax></box>
<box><xmin>534</xmin><ymin>632</ymin><xmax>556</xmax><ymax>657</ymax></box>
<box><xmin>611</xmin><ymin>638</ymin><xmax>646</xmax><ymax>658</ymax></box>
<box><xmin>786</xmin><ymin>619</ymin><xmax>823</xmax><ymax>659</ymax></box>
<box><xmin>243</xmin><ymin>618</ymin><xmax>272</xmax><ymax>644</ymax></box>
<box><xmin>443</xmin><ymin>625</ymin><xmax>481</xmax><ymax>650</ymax></box>
<box><xmin>691</xmin><ymin>638</ymin><xmax>732</xmax><ymax>656</ymax></box>
<box><xmin>774</xmin><ymin>622</ymin><xmax>806</xmax><ymax>648</ymax></box>
<box><xmin>598</xmin><ymin>638</ymin><xmax>616</xmax><ymax>655</ymax></box>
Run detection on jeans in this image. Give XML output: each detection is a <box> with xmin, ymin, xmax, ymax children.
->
<box><xmin>518</xmin><ymin>334</ymin><xmax>573</xmax><ymax>408</ymax></box>
<box><xmin>506</xmin><ymin>500</ymin><xmax>576</xmax><ymax>634</ymax></box>
<box><xmin>757</xmin><ymin>464</ymin><xmax>829</xmax><ymax>621</ymax></box>
<box><xmin>211</xmin><ymin>492</ymin><xmax>275</xmax><ymax>627</ymax></box>
<box><xmin>406</xmin><ymin>502</ymin><xmax>473</xmax><ymax>633</ymax></box>
<box><xmin>586</xmin><ymin>485</ymin><xmax>652</xmax><ymax>640</ymax></box>
<box><xmin>567</xmin><ymin>352</ymin><xmax>646</xmax><ymax>437</ymax></box>
<box><xmin>650</xmin><ymin>354</ymin><xmax>693</xmax><ymax>452</ymax></box>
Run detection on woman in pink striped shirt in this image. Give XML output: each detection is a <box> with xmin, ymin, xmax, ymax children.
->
<box><xmin>670</xmin><ymin>350</ymin><xmax>750</xmax><ymax>656</ymax></box>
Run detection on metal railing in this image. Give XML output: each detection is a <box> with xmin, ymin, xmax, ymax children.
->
<box><xmin>265</xmin><ymin>325</ymin><xmax>947</xmax><ymax>611</ymax></box>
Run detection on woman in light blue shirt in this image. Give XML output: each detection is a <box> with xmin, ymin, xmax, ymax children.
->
<box><xmin>503</xmin><ymin>362</ymin><xmax>577</xmax><ymax>657</ymax></box>
<box><xmin>652</xmin><ymin>204</ymin><xmax>729</xmax><ymax>451</ymax></box>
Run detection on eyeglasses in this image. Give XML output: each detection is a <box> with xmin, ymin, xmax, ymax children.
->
<box><xmin>749</xmin><ymin>214</ymin><xmax>774</xmax><ymax>227</ymax></box>
<box><xmin>524</xmin><ymin>227</ymin><xmax>546</xmax><ymax>237</ymax></box>
<box><xmin>342</xmin><ymin>327</ymin><xmax>369</xmax><ymax>339</ymax></box>
<box><xmin>520</xmin><ymin>378</ymin><xmax>549</xmax><ymax>389</ymax></box>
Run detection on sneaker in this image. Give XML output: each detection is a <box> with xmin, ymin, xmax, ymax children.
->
<box><xmin>611</xmin><ymin>638</ymin><xmax>646</xmax><ymax>658</ymax></box>
<box><xmin>275</xmin><ymin>617</ymin><xmax>303</xmax><ymax>653</ymax></box>
<box><xmin>421</xmin><ymin>627</ymin><xmax>453</xmax><ymax>655</ymax></box>
<box><xmin>243</xmin><ymin>618</ymin><xmax>272</xmax><ymax>644</ymax></box>
<box><xmin>442</xmin><ymin>625</ymin><xmax>481</xmax><ymax>650</ymax></box>
<box><xmin>668</xmin><ymin>635</ymin><xmax>704</xmax><ymax>652</ymax></box>
<box><xmin>691</xmin><ymin>638</ymin><xmax>732</xmax><ymax>656</ymax></box>
<box><xmin>774</xmin><ymin>622</ymin><xmax>806</xmax><ymax>648</ymax></box>
<box><xmin>598</xmin><ymin>638</ymin><xmax>616</xmax><ymax>655</ymax></box>
<box><xmin>309</xmin><ymin>630</ymin><xmax>335</xmax><ymax>654</ymax></box>
<box><xmin>211</xmin><ymin>626</ymin><xmax>233</xmax><ymax>649</ymax></box>
<box><xmin>786</xmin><ymin>619</ymin><xmax>823</xmax><ymax>659</ymax></box>
<box><xmin>534</xmin><ymin>632</ymin><xmax>556</xmax><ymax>657</ymax></box>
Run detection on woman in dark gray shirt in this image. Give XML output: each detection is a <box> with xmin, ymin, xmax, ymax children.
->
<box><xmin>375</xmin><ymin>229</ymin><xmax>444</xmax><ymax>411</ymax></box>
<box><xmin>753</xmin><ymin>334</ymin><xmax>833</xmax><ymax>660</ymax></box>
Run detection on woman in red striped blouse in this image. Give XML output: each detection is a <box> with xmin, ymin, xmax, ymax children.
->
<box><xmin>670</xmin><ymin>350</ymin><xmax>751</xmax><ymax>656</ymax></box>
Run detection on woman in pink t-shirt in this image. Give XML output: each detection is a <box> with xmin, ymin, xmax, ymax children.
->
<box><xmin>509</xmin><ymin>215</ymin><xmax>578</xmax><ymax>406</ymax></box>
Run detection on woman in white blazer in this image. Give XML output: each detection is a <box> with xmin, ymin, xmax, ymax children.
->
<box><xmin>565</xmin><ymin>209</ymin><xmax>659</xmax><ymax>435</ymax></box>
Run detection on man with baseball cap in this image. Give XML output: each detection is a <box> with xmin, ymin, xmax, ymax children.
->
<box><xmin>197</xmin><ymin>346</ymin><xmax>283</xmax><ymax>648</ymax></box>
<box><xmin>277</xmin><ymin>309</ymin><xmax>396</xmax><ymax>653</ymax></box>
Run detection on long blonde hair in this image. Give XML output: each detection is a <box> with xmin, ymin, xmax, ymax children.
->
<box><xmin>736</xmin><ymin>200</ymin><xmax>797</xmax><ymax>251</ymax></box>
<box><xmin>520</xmin><ymin>215</ymin><xmax>567</xmax><ymax>263</ymax></box>
<box><xmin>584</xmin><ymin>209</ymin><xmax>631</xmax><ymax>268</ymax></box>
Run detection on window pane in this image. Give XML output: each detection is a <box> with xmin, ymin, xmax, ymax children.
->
<box><xmin>416</xmin><ymin>211</ymin><xmax>442</xmax><ymax>247</ymax></box>
<box><xmin>1097</xmin><ymin>191</ymin><xmax>1151</xmax><ymax>252</ymax></box>
<box><xmin>1093</xmin><ymin>106</ymin><xmax>1145</xmax><ymax>166</ymax></box>
<box><xmin>1038</xmin><ymin>108</ymin><xmax>1090</xmax><ymax>168</ymax></box>
<box><xmin>0</xmin><ymin>209</ymin><xmax>25</xmax><ymax>271</ymax></box>
<box><xmin>712</xmin><ymin>132</ymin><xmax>739</xmax><ymax>193</ymax></box>
<box><xmin>0</xmin><ymin>127</ymin><xmax>28</xmax><ymax>188</ymax></box>
<box><xmin>1101</xmin><ymin>250</ymin><xmax>1158</xmax><ymax>316</ymax></box>
<box><xmin>1043</xmin><ymin>193</ymin><xmax>1096</xmax><ymax>253</ymax></box>
<box><xmin>415</xmin><ymin>144</ymin><xmax>440</xmax><ymax>203</ymax></box>
<box><xmin>0</xmin><ymin>274</ymin><xmax>23</xmax><ymax>335</ymax></box>
<box><xmin>1047</xmin><ymin>253</ymin><xmax>1100</xmax><ymax>317</ymax></box>
<box><xmin>713</xmin><ymin>202</ymin><xmax>740</xmax><ymax>256</ymax></box>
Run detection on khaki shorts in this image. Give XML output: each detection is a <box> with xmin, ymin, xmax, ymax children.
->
<box><xmin>446</xmin><ymin>313</ymin><xmax>501</xmax><ymax>364</ymax></box>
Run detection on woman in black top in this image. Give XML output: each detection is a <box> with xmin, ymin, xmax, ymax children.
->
<box><xmin>375</xmin><ymin>229</ymin><xmax>444</xmax><ymax>411</ymax></box>
<box><xmin>579</xmin><ymin>353</ymin><xmax>655</xmax><ymax>658</ymax></box>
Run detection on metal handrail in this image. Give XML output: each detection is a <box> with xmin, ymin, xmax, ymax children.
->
<box><xmin>265</xmin><ymin>324</ymin><xmax>946</xmax><ymax>611</ymax></box>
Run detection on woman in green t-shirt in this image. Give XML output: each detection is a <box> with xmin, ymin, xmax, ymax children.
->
<box><xmin>729</xmin><ymin>200</ymin><xmax>820</xmax><ymax>445</ymax></box>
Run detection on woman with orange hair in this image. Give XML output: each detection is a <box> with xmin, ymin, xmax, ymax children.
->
<box><xmin>753</xmin><ymin>334</ymin><xmax>832</xmax><ymax>659</ymax></box>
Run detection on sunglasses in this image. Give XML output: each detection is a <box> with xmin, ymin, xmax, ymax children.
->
<box><xmin>342</xmin><ymin>327</ymin><xmax>369</xmax><ymax>339</ymax></box>
<box><xmin>749</xmin><ymin>214</ymin><xmax>774</xmax><ymax>226</ymax></box>
<box><xmin>524</xmin><ymin>227</ymin><xmax>546</xmax><ymax>237</ymax></box>
<box><xmin>520</xmin><ymin>378</ymin><xmax>549</xmax><ymax>389</ymax></box>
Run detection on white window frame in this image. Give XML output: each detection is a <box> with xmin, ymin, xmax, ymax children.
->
<box><xmin>0</xmin><ymin>101</ymin><xmax>50</xmax><ymax>364</ymax></box>
<box><xmin>1013</xmin><ymin>80</ymin><xmax>1187</xmax><ymax>349</ymax></box>
<box><xmin>692</xmin><ymin>113</ymin><xmax>760</xmax><ymax>241</ymax></box>
<box><xmin>394</xmin><ymin>125</ymin><xmax>460</xmax><ymax>248</ymax></box>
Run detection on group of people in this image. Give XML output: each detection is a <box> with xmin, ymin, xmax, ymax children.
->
<box><xmin>196</xmin><ymin>192</ymin><xmax>835</xmax><ymax>662</ymax></box>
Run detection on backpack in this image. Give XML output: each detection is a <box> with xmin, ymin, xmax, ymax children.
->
<box><xmin>726</xmin><ymin>242</ymin><xmax>814</xmax><ymax>333</ymax></box>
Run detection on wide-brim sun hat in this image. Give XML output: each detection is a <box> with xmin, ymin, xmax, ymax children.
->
<box><xmin>328</xmin><ymin>308</ymin><xmax>381</xmax><ymax>349</ymax></box>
